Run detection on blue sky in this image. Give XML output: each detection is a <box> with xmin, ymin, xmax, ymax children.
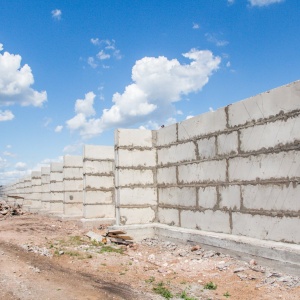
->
<box><xmin>0</xmin><ymin>0</ymin><xmax>299</xmax><ymax>185</ymax></box>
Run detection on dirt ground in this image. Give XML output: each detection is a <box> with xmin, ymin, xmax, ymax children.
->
<box><xmin>0</xmin><ymin>213</ymin><xmax>299</xmax><ymax>300</ymax></box>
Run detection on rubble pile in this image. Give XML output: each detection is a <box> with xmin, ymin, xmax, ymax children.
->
<box><xmin>86</xmin><ymin>229</ymin><xmax>134</xmax><ymax>245</ymax></box>
<box><xmin>0</xmin><ymin>200</ymin><xmax>24</xmax><ymax>218</ymax></box>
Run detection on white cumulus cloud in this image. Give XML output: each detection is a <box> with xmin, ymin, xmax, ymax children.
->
<box><xmin>0</xmin><ymin>44</ymin><xmax>3</xmax><ymax>51</ymax></box>
<box><xmin>97</xmin><ymin>50</ymin><xmax>110</xmax><ymax>60</ymax></box>
<box><xmin>0</xmin><ymin>46</ymin><xmax>47</xmax><ymax>107</ymax></box>
<box><xmin>15</xmin><ymin>162</ymin><xmax>27</xmax><ymax>171</ymax></box>
<box><xmin>248</xmin><ymin>0</ymin><xmax>284</xmax><ymax>6</ymax></box>
<box><xmin>55</xmin><ymin>125</ymin><xmax>63</xmax><ymax>133</ymax></box>
<box><xmin>193</xmin><ymin>23</ymin><xmax>200</xmax><ymax>29</ymax></box>
<box><xmin>51</xmin><ymin>9</ymin><xmax>62</xmax><ymax>20</ymax></box>
<box><xmin>66</xmin><ymin>49</ymin><xmax>220</xmax><ymax>139</ymax></box>
<box><xmin>0</xmin><ymin>110</ymin><xmax>14</xmax><ymax>121</ymax></box>
<box><xmin>205</xmin><ymin>33</ymin><xmax>229</xmax><ymax>47</ymax></box>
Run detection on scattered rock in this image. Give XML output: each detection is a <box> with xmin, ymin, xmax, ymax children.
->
<box><xmin>191</xmin><ymin>245</ymin><xmax>201</xmax><ymax>252</ymax></box>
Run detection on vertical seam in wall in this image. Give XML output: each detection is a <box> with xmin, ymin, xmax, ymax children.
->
<box><xmin>153</xmin><ymin>130</ymin><xmax>159</xmax><ymax>223</ymax></box>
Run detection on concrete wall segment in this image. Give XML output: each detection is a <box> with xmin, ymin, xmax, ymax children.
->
<box><xmin>117</xmin><ymin>149</ymin><xmax>156</xmax><ymax>167</ymax></box>
<box><xmin>232</xmin><ymin>212</ymin><xmax>300</xmax><ymax>243</ymax></box>
<box><xmin>115</xmin><ymin>129</ymin><xmax>153</xmax><ymax>147</ymax></box>
<box><xmin>157</xmin><ymin>142</ymin><xmax>196</xmax><ymax>165</ymax></box>
<box><xmin>63</xmin><ymin>155</ymin><xmax>83</xmax><ymax>167</ymax></box>
<box><xmin>240</xmin><ymin>115</ymin><xmax>300</xmax><ymax>153</ymax></box>
<box><xmin>50</xmin><ymin>162</ymin><xmax>63</xmax><ymax>172</ymax></box>
<box><xmin>242</xmin><ymin>183</ymin><xmax>300</xmax><ymax>212</ymax></box>
<box><xmin>83</xmin><ymin>145</ymin><xmax>114</xmax><ymax>160</ymax></box>
<box><xmin>156</xmin><ymin>124</ymin><xmax>177</xmax><ymax>146</ymax></box>
<box><xmin>157</xmin><ymin>166</ymin><xmax>177</xmax><ymax>185</ymax></box>
<box><xmin>85</xmin><ymin>175</ymin><xmax>114</xmax><ymax>190</ymax></box>
<box><xmin>117</xmin><ymin>169</ymin><xmax>154</xmax><ymax>187</ymax></box>
<box><xmin>217</xmin><ymin>131</ymin><xmax>239</xmax><ymax>156</ymax></box>
<box><xmin>159</xmin><ymin>187</ymin><xmax>196</xmax><ymax>207</ymax></box>
<box><xmin>178</xmin><ymin>108</ymin><xmax>227</xmax><ymax>141</ymax></box>
<box><xmin>119</xmin><ymin>187</ymin><xmax>157</xmax><ymax>206</ymax></box>
<box><xmin>229</xmin><ymin>151</ymin><xmax>300</xmax><ymax>182</ymax></box>
<box><xmin>228</xmin><ymin>80</ymin><xmax>300</xmax><ymax>127</ymax></box>
<box><xmin>178</xmin><ymin>160</ymin><xmax>227</xmax><ymax>184</ymax></box>
<box><xmin>84</xmin><ymin>160</ymin><xmax>113</xmax><ymax>175</ymax></box>
<box><xmin>180</xmin><ymin>210</ymin><xmax>231</xmax><ymax>234</ymax></box>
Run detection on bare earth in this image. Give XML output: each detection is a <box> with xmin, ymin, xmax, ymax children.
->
<box><xmin>0</xmin><ymin>213</ymin><xmax>299</xmax><ymax>300</ymax></box>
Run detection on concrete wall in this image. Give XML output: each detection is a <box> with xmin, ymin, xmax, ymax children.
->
<box><xmin>115</xmin><ymin>129</ymin><xmax>157</xmax><ymax>225</ymax></box>
<box><xmin>30</xmin><ymin>171</ymin><xmax>42</xmax><ymax>211</ymax></box>
<box><xmin>155</xmin><ymin>81</ymin><xmax>300</xmax><ymax>244</ymax></box>
<box><xmin>50</xmin><ymin>162</ymin><xmax>64</xmax><ymax>214</ymax></box>
<box><xmin>63</xmin><ymin>155</ymin><xmax>83</xmax><ymax>216</ymax></box>
<box><xmin>82</xmin><ymin>145</ymin><xmax>115</xmax><ymax>220</ymax></box>
<box><xmin>41</xmin><ymin>167</ymin><xmax>51</xmax><ymax>211</ymax></box>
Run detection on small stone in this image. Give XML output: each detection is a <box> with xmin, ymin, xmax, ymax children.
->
<box><xmin>237</xmin><ymin>273</ymin><xmax>248</xmax><ymax>280</ymax></box>
<box><xmin>249</xmin><ymin>259</ymin><xmax>257</xmax><ymax>265</ymax></box>
<box><xmin>147</xmin><ymin>254</ymin><xmax>155</xmax><ymax>262</ymax></box>
<box><xmin>191</xmin><ymin>245</ymin><xmax>201</xmax><ymax>252</ymax></box>
<box><xmin>234</xmin><ymin>267</ymin><xmax>246</xmax><ymax>273</ymax></box>
<box><xmin>59</xmin><ymin>251</ymin><xmax>64</xmax><ymax>255</ymax></box>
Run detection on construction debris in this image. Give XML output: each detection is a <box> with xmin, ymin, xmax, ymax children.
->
<box><xmin>0</xmin><ymin>200</ymin><xmax>24</xmax><ymax>218</ymax></box>
<box><xmin>86</xmin><ymin>229</ymin><xmax>134</xmax><ymax>246</ymax></box>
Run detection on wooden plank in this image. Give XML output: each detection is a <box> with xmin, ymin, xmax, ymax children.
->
<box><xmin>107</xmin><ymin>230</ymin><xmax>127</xmax><ymax>235</ymax></box>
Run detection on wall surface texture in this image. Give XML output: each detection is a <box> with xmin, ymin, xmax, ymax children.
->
<box><xmin>116</xmin><ymin>81</ymin><xmax>300</xmax><ymax>244</ymax></box>
<box><xmin>83</xmin><ymin>145</ymin><xmax>115</xmax><ymax>219</ymax></box>
<box><xmin>63</xmin><ymin>156</ymin><xmax>83</xmax><ymax>216</ymax></box>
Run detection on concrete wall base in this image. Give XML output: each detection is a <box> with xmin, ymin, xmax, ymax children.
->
<box><xmin>109</xmin><ymin>223</ymin><xmax>300</xmax><ymax>276</ymax></box>
<box><xmin>79</xmin><ymin>218</ymin><xmax>116</xmax><ymax>229</ymax></box>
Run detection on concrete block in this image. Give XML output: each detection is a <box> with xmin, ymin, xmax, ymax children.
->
<box><xmin>50</xmin><ymin>172</ymin><xmax>63</xmax><ymax>182</ymax></box>
<box><xmin>178</xmin><ymin>160</ymin><xmax>227</xmax><ymax>183</ymax></box>
<box><xmin>181</xmin><ymin>210</ymin><xmax>231</xmax><ymax>234</ymax></box>
<box><xmin>64</xmin><ymin>179</ymin><xmax>83</xmax><ymax>191</ymax></box>
<box><xmin>64</xmin><ymin>191</ymin><xmax>83</xmax><ymax>203</ymax></box>
<box><xmin>242</xmin><ymin>183</ymin><xmax>300</xmax><ymax>211</ymax></box>
<box><xmin>50</xmin><ymin>202</ymin><xmax>63</xmax><ymax>212</ymax></box>
<box><xmin>228</xmin><ymin>81</ymin><xmax>300</xmax><ymax>127</ymax></box>
<box><xmin>32</xmin><ymin>185</ymin><xmax>42</xmax><ymax>193</ymax></box>
<box><xmin>64</xmin><ymin>203</ymin><xmax>83</xmax><ymax>216</ymax></box>
<box><xmin>198</xmin><ymin>187</ymin><xmax>217</xmax><ymax>209</ymax></box>
<box><xmin>41</xmin><ymin>175</ymin><xmax>50</xmax><ymax>184</ymax></box>
<box><xmin>51</xmin><ymin>182</ymin><xmax>64</xmax><ymax>192</ymax></box>
<box><xmin>50</xmin><ymin>192</ymin><xmax>64</xmax><ymax>201</ymax></box>
<box><xmin>64</xmin><ymin>155</ymin><xmax>83</xmax><ymax>167</ymax></box>
<box><xmin>42</xmin><ymin>184</ymin><xmax>50</xmax><ymax>193</ymax></box>
<box><xmin>84</xmin><ymin>190</ymin><xmax>113</xmax><ymax>204</ymax></box>
<box><xmin>84</xmin><ymin>145</ymin><xmax>114</xmax><ymax>160</ymax></box>
<box><xmin>197</xmin><ymin>137</ymin><xmax>216</xmax><ymax>159</ymax></box>
<box><xmin>156</xmin><ymin>124</ymin><xmax>177</xmax><ymax>146</ymax></box>
<box><xmin>64</xmin><ymin>167</ymin><xmax>83</xmax><ymax>179</ymax></box>
<box><xmin>119</xmin><ymin>207</ymin><xmax>155</xmax><ymax>225</ymax></box>
<box><xmin>85</xmin><ymin>175</ymin><xmax>114</xmax><ymax>190</ymax></box>
<box><xmin>84</xmin><ymin>160</ymin><xmax>113</xmax><ymax>175</ymax></box>
<box><xmin>178</xmin><ymin>108</ymin><xmax>227</xmax><ymax>141</ymax></box>
<box><xmin>118</xmin><ymin>169</ymin><xmax>154</xmax><ymax>186</ymax></box>
<box><xmin>116</xmin><ymin>129</ymin><xmax>153</xmax><ymax>147</ymax></box>
<box><xmin>157</xmin><ymin>166</ymin><xmax>177</xmax><ymax>185</ymax></box>
<box><xmin>217</xmin><ymin>131</ymin><xmax>239</xmax><ymax>156</ymax></box>
<box><xmin>50</xmin><ymin>162</ymin><xmax>63</xmax><ymax>172</ymax></box>
<box><xmin>219</xmin><ymin>185</ymin><xmax>241</xmax><ymax>210</ymax></box>
<box><xmin>232</xmin><ymin>212</ymin><xmax>300</xmax><ymax>243</ymax></box>
<box><xmin>158</xmin><ymin>208</ymin><xmax>179</xmax><ymax>226</ymax></box>
<box><xmin>229</xmin><ymin>151</ymin><xmax>300</xmax><ymax>181</ymax></box>
<box><xmin>117</xmin><ymin>149</ymin><xmax>156</xmax><ymax>167</ymax></box>
<box><xmin>41</xmin><ymin>167</ymin><xmax>50</xmax><ymax>175</ymax></box>
<box><xmin>119</xmin><ymin>187</ymin><xmax>157</xmax><ymax>206</ymax></box>
<box><xmin>84</xmin><ymin>204</ymin><xmax>115</xmax><ymax>219</ymax></box>
<box><xmin>157</xmin><ymin>142</ymin><xmax>196</xmax><ymax>165</ymax></box>
<box><xmin>31</xmin><ymin>171</ymin><xmax>41</xmax><ymax>179</ymax></box>
<box><xmin>159</xmin><ymin>187</ymin><xmax>196</xmax><ymax>207</ymax></box>
<box><xmin>240</xmin><ymin>116</ymin><xmax>300</xmax><ymax>152</ymax></box>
